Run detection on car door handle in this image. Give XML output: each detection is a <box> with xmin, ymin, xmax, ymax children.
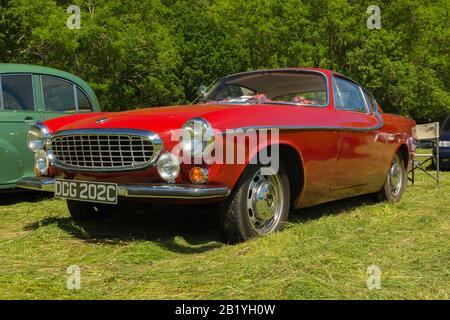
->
<box><xmin>24</xmin><ymin>117</ymin><xmax>37</xmax><ymax>125</ymax></box>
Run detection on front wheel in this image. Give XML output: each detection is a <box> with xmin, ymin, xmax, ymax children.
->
<box><xmin>378</xmin><ymin>153</ymin><xmax>407</xmax><ymax>202</ymax></box>
<box><xmin>219</xmin><ymin>163</ymin><xmax>291</xmax><ymax>243</ymax></box>
<box><xmin>66</xmin><ymin>200</ymin><xmax>116</xmax><ymax>222</ymax></box>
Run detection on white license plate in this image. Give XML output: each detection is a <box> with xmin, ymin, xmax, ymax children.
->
<box><xmin>55</xmin><ymin>180</ymin><xmax>118</xmax><ymax>204</ymax></box>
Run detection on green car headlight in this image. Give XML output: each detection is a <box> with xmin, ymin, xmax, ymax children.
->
<box><xmin>34</xmin><ymin>150</ymin><xmax>50</xmax><ymax>176</ymax></box>
<box><xmin>28</xmin><ymin>123</ymin><xmax>50</xmax><ymax>153</ymax></box>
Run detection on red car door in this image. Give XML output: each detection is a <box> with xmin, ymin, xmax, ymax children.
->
<box><xmin>331</xmin><ymin>76</ymin><xmax>384</xmax><ymax>193</ymax></box>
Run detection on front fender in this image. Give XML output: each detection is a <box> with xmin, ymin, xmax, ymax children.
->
<box><xmin>207</xmin><ymin>131</ymin><xmax>304</xmax><ymax>192</ymax></box>
<box><xmin>0</xmin><ymin>137</ymin><xmax>26</xmax><ymax>185</ymax></box>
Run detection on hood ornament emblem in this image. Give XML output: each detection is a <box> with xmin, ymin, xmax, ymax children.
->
<box><xmin>96</xmin><ymin>118</ymin><xmax>109</xmax><ymax>124</ymax></box>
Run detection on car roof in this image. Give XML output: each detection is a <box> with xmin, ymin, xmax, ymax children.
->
<box><xmin>0</xmin><ymin>63</ymin><xmax>100</xmax><ymax>108</ymax></box>
<box><xmin>219</xmin><ymin>67</ymin><xmax>364</xmax><ymax>86</ymax></box>
<box><xmin>219</xmin><ymin>67</ymin><xmax>331</xmax><ymax>80</ymax></box>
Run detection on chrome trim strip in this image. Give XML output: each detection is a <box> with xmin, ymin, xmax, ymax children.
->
<box><xmin>119</xmin><ymin>184</ymin><xmax>230</xmax><ymax>199</ymax></box>
<box><xmin>73</xmin><ymin>83</ymin><xmax>79</xmax><ymax>112</ymax></box>
<box><xmin>0</xmin><ymin>75</ymin><xmax>3</xmax><ymax>110</ymax></box>
<box><xmin>224</xmin><ymin>112</ymin><xmax>385</xmax><ymax>134</ymax></box>
<box><xmin>16</xmin><ymin>177</ymin><xmax>55</xmax><ymax>192</ymax></box>
<box><xmin>32</xmin><ymin>74</ymin><xmax>37</xmax><ymax>112</ymax></box>
<box><xmin>50</xmin><ymin>128</ymin><xmax>163</xmax><ymax>172</ymax></box>
<box><xmin>16</xmin><ymin>177</ymin><xmax>230</xmax><ymax>200</ymax></box>
<box><xmin>40</xmin><ymin>75</ymin><xmax>45</xmax><ymax>111</ymax></box>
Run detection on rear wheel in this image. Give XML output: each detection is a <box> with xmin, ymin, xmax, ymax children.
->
<box><xmin>378</xmin><ymin>153</ymin><xmax>407</xmax><ymax>202</ymax></box>
<box><xmin>66</xmin><ymin>200</ymin><xmax>116</xmax><ymax>222</ymax></box>
<box><xmin>220</xmin><ymin>163</ymin><xmax>290</xmax><ymax>243</ymax></box>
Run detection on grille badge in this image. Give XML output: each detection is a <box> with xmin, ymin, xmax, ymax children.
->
<box><xmin>96</xmin><ymin>118</ymin><xmax>109</xmax><ymax>124</ymax></box>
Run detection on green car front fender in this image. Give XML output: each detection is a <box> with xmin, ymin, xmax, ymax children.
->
<box><xmin>0</xmin><ymin>137</ymin><xmax>27</xmax><ymax>186</ymax></box>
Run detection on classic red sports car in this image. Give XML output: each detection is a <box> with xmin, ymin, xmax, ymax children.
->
<box><xmin>18</xmin><ymin>68</ymin><xmax>416</xmax><ymax>242</ymax></box>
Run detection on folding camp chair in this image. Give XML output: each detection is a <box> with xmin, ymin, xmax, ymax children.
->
<box><xmin>409</xmin><ymin>122</ymin><xmax>440</xmax><ymax>187</ymax></box>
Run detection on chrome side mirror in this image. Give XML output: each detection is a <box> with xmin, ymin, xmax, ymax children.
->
<box><xmin>199</xmin><ymin>84</ymin><xmax>207</xmax><ymax>96</ymax></box>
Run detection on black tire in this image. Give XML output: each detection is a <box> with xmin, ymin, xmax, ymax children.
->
<box><xmin>66</xmin><ymin>200</ymin><xmax>116</xmax><ymax>222</ymax></box>
<box><xmin>378</xmin><ymin>153</ymin><xmax>407</xmax><ymax>202</ymax></box>
<box><xmin>219</xmin><ymin>162</ymin><xmax>291</xmax><ymax>243</ymax></box>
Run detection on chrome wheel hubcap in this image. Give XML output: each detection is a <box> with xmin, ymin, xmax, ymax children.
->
<box><xmin>389</xmin><ymin>156</ymin><xmax>403</xmax><ymax>197</ymax></box>
<box><xmin>247</xmin><ymin>168</ymin><xmax>284</xmax><ymax>235</ymax></box>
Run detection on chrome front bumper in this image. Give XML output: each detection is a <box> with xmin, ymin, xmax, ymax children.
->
<box><xmin>16</xmin><ymin>177</ymin><xmax>230</xmax><ymax>200</ymax></box>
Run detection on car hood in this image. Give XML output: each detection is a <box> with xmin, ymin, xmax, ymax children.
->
<box><xmin>46</xmin><ymin>103</ymin><xmax>338</xmax><ymax>135</ymax></box>
<box><xmin>52</xmin><ymin>104</ymin><xmax>228</xmax><ymax>133</ymax></box>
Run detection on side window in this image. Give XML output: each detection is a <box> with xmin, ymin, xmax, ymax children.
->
<box><xmin>363</xmin><ymin>90</ymin><xmax>374</xmax><ymax>113</ymax></box>
<box><xmin>333</xmin><ymin>77</ymin><xmax>367</xmax><ymax>113</ymax></box>
<box><xmin>369</xmin><ymin>94</ymin><xmax>379</xmax><ymax>113</ymax></box>
<box><xmin>41</xmin><ymin>76</ymin><xmax>93</xmax><ymax>113</ymax></box>
<box><xmin>41</xmin><ymin>76</ymin><xmax>76</xmax><ymax>112</ymax></box>
<box><xmin>363</xmin><ymin>89</ymin><xmax>379</xmax><ymax>113</ymax></box>
<box><xmin>0</xmin><ymin>75</ymin><xmax>35</xmax><ymax>111</ymax></box>
<box><xmin>76</xmin><ymin>87</ymin><xmax>93</xmax><ymax>112</ymax></box>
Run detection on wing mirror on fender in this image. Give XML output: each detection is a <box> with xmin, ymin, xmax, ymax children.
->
<box><xmin>199</xmin><ymin>84</ymin><xmax>207</xmax><ymax>97</ymax></box>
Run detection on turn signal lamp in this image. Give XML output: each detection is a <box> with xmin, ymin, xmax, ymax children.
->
<box><xmin>189</xmin><ymin>167</ymin><xmax>208</xmax><ymax>184</ymax></box>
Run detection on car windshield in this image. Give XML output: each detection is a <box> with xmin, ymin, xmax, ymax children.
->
<box><xmin>201</xmin><ymin>71</ymin><xmax>328</xmax><ymax>106</ymax></box>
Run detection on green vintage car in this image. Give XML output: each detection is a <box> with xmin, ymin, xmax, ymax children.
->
<box><xmin>0</xmin><ymin>64</ymin><xmax>101</xmax><ymax>190</ymax></box>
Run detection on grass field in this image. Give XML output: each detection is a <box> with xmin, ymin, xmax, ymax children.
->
<box><xmin>0</xmin><ymin>172</ymin><xmax>448</xmax><ymax>300</ymax></box>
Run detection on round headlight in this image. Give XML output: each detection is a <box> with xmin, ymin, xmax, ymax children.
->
<box><xmin>28</xmin><ymin>123</ymin><xmax>50</xmax><ymax>153</ymax></box>
<box><xmin>35</xmin><ymin>150</ymin><xmax>49</xmax><ymax>176</ymax></box>
<box><xmin>181</xmin><ymin>118</ymin><xmax>214</xmax><ymax>157</ymax></box>
<box><xmin>157</xmin><ymin>152</ymin><xmax>180</xmax><ymax>183</ymax></box>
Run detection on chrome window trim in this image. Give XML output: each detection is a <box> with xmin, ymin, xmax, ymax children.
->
<box><xmin>40</xmin><ymin>75</ymin><xmax>44</xmax><ymax>111</ymax></box>
<box><xmin>73</xmin><ymin>84</ymin><xmax>79</xmax><ymax>112</ymax></box>
<box><xmin>32</xmin><ymin>74</ymin><xmax>37</xmax><ymax>112</ymax></box>
<box><xmin>50</xmin><ymin>128</ymin><xmax>163</xmax><ymax>172</ymax></box>
<box><xmin>0</xmin><ymin>75</ymin><xmax>3</xmax><ymax>110</ymax></box>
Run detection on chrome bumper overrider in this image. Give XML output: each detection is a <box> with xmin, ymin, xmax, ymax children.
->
<box><xmin>16</xmin><ymin>177</ymin><xmax>230</xmax><ymax>200</ymax></box>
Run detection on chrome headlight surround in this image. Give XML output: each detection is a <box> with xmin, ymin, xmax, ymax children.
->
<box><xmin>181</xmin><ymin>118</ymin><xmax>215</xmax><ymax>157</ymax></box>
<box><xmin>28</xmin><ymin>123</ymin><xmax>51</xmax><ymax>153</ymax></box>
<box><xmin>28</xmin><ymin>123</ymin><xmax>51</xmax><ymax>176</ymax></box>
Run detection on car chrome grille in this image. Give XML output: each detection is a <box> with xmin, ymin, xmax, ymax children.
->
<box><xmin>51</xmin><ymin>130</ymin><xmax>162</xmax><ymax>171</ymax></box>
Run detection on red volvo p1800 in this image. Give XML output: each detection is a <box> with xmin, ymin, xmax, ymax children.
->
<box><xmin>18</xmin><ymin>68</ymin><xmax>416</xmax><ymax>242</ymax></box>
